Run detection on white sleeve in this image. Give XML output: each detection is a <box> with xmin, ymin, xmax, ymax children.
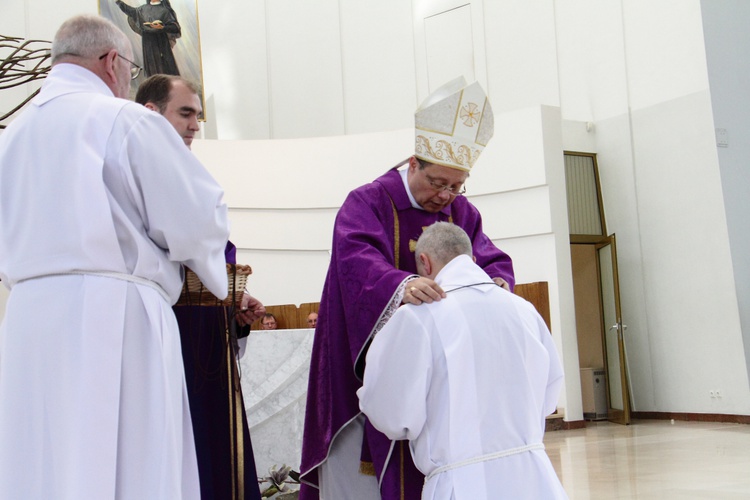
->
<box><xmin>122</xmin><ymin>112</ymin><xmax>230</xmax><ymax>299</ymax></box>
<box><xmin>357</xmin><ymin>306</ymin><xmax>432</xmax><ymax>441</ymax></box>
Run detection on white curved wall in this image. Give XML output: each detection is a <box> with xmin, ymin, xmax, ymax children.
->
<box><xmin>3</xmin><ymin>0</ymin><xmax>749</xmax><ymax>421</ymax></box>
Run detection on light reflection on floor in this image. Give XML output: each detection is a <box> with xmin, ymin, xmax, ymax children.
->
<box><xmin>543</xmin><ymin>420</ymin><xmax>750</xmax><ymax>499</ymax></box>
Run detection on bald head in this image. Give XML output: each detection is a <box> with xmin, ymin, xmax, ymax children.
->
<box><xmin>307</xmin><ymin>312</ymin><xmax>318</xmax><ymax>328</ymax></box>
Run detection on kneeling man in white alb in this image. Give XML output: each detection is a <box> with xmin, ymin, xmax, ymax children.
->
<box><xmin>358</xmin><ymin>222</ymin><xmax>569</xmax><ymax>500</ymax></box>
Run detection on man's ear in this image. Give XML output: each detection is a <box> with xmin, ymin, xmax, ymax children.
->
<box><xmin>98</xmin><ymin>50</ymin><xmax>119</xmax><ymax>89</ymax></box>
<box><xmin>419</xmin><ymin>253</ymin><xmax>432</xmax><ymax>277</ymax></box>
<box><xmin>144</xmin><ymin>102</ymin><xmax>159</xmax><ymax>112</ymax></box>
<box><xmin>408</xmin><ymin>155</ymin><xmax>420</xmax><ymax>172</ymax></box>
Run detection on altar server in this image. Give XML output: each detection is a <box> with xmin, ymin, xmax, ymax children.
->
<box><xmin>0</xmin><ymin>15</ymin><xmax>229</xmax><ymax>499</ymax></box>
<box><xmin>137</xmin><ymin>73</ymin><xmax>263</xmax><ymax>500</ymax></box>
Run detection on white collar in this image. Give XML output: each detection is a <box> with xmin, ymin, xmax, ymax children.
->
<box><xmin>435</xmin><ymin>255</ymin><xmax>494</xmax><ymax>290</ymax></box>
<box><xmin>399</xmin><ymin>166</ymin><xmax>424</xmax><ymax>211</ymax></box>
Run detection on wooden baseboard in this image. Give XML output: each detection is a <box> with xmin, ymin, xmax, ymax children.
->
<box><xmin>632</xmin><ymin>411</ymin><xmax>750</xmax><ymax>425</ymax></box>
<box><xmin>545</xmin><ymin>418</ymin><xmax>585</xmax><ymax>432</ymax></box>
<box><xmin>546</xmin><ymin>411</ymin><xmax>750</xmax><ymax>432</ymax></box>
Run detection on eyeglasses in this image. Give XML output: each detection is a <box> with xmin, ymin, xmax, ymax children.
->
<box><xmin>425</xmin><ymin>174</ymin><xmax>466</xmax><ymax>196</ymax></box>
<box><xmin>99</xmin><ymin>52</ymin><xmax>142</xmax><ymax>80</ymax></box>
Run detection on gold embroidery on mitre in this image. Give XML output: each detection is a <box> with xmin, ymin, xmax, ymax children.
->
<box><xmin>454</xmin><ymin>144</ymin><xmax>475</xmax><ymax>168</ymax></box>
<box><xmin>415</xmin><ymin>135</ymin><xmax>480</xmax><ymax>170</ymax></box>
<box><xmin>415</xmin><ymin>135</ymin><xmax>436</xmax><ymax>159</ymax></box>
<box><xmin>460</xmin><ymin>102</ymin><xmax>481</xmax><ymax>127</ymax></box>
<box><xmin>433</xmin><ymin>140</ymin><xmax>457</xmax><ymax>164</ymax></box>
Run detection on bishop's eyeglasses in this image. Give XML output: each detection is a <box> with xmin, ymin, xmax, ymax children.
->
<box><xmin>425</xmin><ymin>174</ymin><xmax>467</xmax><ymax>196</ymax></box>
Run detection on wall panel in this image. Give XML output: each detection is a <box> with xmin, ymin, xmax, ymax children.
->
<box><xmin>198</xmin><ymin>0</ymin><xmax>270</xmax><ymax>139</ymax></box>
<box><xmin>339</xmin><ymin>0</ymin><xmax>416</xmax><ymax>134</ymax></box>
<box><xmin>192</xmin><ymin>129</ymin><xmax>413</xmax><ymax>210</ymax></box>
<box><xmin>237</xmin><ymin>249</ymin><xmax>330</xmax><ymax>307</ymax></box>
<box><xmin>483</xmin><ymin>0</ymin><xmax>560</xmax><ymax>113</ymax></box>
<box><xmin>470</xmin><ymin>187</ymin><xmax>552</xmax><ymax>239</ymax></box>
<box><xmin>266</xmin><ymin>0</ymin><xmax>345</xmax><ymax>138</ymax></box>
<box><xmin>227</xmin><ymin>209</ymin><xmax>337</xmax><ymax>251</ymax></box>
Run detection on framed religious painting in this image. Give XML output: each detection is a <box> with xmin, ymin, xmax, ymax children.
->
<box><xmin>99</xmin><ymin>0</ymin><xmax>206</xmax><ymax>120</ymax></box>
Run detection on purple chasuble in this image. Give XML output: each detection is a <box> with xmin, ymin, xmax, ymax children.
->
<box><xmin>299</xmin><ymin>167</ymin><xmax>514</xmax><ymax>500</ymax></box>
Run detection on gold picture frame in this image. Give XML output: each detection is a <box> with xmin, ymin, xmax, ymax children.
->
<box><xmin>99</xmin><ymin>0</ymin><xmax>206</xmax><ymax>120</ymax></box>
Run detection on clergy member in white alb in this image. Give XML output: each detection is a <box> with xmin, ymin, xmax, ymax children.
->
<box><xmin>0</xmin><ymin>15</ymin><xmax>229</xmax><ymax>499</ymax></box>
<box><xmin>358</xmin><ymin>222</ymin><xmax>568</xmax><ymax>500</ymax></box>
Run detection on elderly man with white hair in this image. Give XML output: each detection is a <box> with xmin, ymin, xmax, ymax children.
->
<box><xmin>0</xmin><ymin>14</ymin><xmax>229</xmax><ymax>499</ymax></box>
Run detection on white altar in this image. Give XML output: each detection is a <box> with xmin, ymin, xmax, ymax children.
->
<box><xmin>238</xmin><ymin>329</ymin><xmax>314</xmax><ymax>478</ymax></box>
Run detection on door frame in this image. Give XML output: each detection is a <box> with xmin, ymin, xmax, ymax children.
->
<box><xmin>571</xmin><ymin>234</ymin><xmax>632</xmax><ymax>425</ymax></box>
<box><xmin>595</xmin><ymin>234</ymin><xmax>631</xmax><ymax>425</ymax></box>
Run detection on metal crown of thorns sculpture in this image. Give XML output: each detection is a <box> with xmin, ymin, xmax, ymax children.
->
<box><xmin>0</xmin><ymin>35</ymin><xmax>51</xmax><ymax>129</ymax></box>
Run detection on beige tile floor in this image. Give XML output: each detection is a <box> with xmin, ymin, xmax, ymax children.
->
<box><xmin>543</xmin><ymin>420</ymin><xmax>750</xmax><ymax>499</ymax></box>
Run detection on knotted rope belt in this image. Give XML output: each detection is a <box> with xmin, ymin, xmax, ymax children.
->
<box><xmin>425</xmin><ymin>443</ymin><xmax>545</xmax><ymax>481</ymax></box>
<box><xmin>19</xmin><ymin>270</ymin><xmax>170</xmax><ymax>302</ymax></box>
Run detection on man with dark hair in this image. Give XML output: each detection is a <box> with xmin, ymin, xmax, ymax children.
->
<box><xmin>358</xmin><ymin>222</ymin><xmax>567</xmax><ymax>499</ymax></box>
<box><xmin>300</xmin><ymin>77</ymin><xmax>515</xmax><ymax>500</ymax></box>
<box><xmin>136</xmin><ymin>73</ymin><xmax>198</xmax><ymax>110</ymax></box>
<box><xmin>261</xmin><ymin>312</ymin><xmax>278</xmax><ymax>330</ymax></box>
<box><xmin>137</xmin><ymin>73</ymin><xmax>264</xmax><ymax>500</ymax></box>
<box><xmin>0</xmin><ymin>14</ymin><xmax>229</xmax><ymax>498</ymax></box>
<box><xmin>136</xmin><ymin>74</ymin><xmax>201</xmax><ymax>148</ymax></box>
<box><xmin>114</xmin><ymin>0</ymin><xmax>181</xmax><ymax>76</ymax></box>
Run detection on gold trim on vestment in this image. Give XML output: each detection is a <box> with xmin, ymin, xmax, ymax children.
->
<box><xmin>388</xmin><ymin>195</ymin><xmax>454</xmax><ymax>270</ymax></box>
<box><xmin>390</xmin><ymin>197</ymin><xmax>400</xmax><ymax>269</ymax></box>
<box><xmin>400</xmin><ymin>441</ymin><xmax>405</xmax><ymax>500</ymax></box>
<box><xmin>224</xmin><ymin>309</ymin><xmax>245</xmax><ymax>500</ymax></box>
<box><xmin>234</xmin><ymin>355</ymin><xmax>245</xmax><ymax>500</ymax></box>
<box><xmin>359</xmin><ymin>461</ymin><xmax>376</xmax><ymax>476</ymax></box>
<box><xmin>225</xmin><ymin>310</ymin><xmax>238</xmax><ymax>499</ymax></box>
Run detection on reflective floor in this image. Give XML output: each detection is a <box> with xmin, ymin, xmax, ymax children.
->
<box><xmin>544</xmin><ymin>420</ymin><xmax>750</xmax><ymax>499</ymax></box>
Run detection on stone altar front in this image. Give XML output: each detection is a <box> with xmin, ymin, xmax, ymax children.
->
<box><xmin>238</xmin><ymin>329</ymin><xmax>314</xmax><ymax>478</ymax></box>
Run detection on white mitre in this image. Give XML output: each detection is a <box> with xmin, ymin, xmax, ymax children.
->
<box><xmin>414</xmin><ymin>76</ymin><xmax>494</xmax><ymax>172</ymax></box>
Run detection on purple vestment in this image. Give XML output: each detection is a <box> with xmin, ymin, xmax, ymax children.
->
<box><xmin>299</xmin><ymin>167</ymin><xmax>515</xmax><ymax>499</ymax></box>
<box><xmin>174</xmin><ymin>241</ymin><xmax>261</xmax><ymax>500</ymax></box>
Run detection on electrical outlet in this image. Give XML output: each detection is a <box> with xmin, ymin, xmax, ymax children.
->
<box><xmin>715</xmin><ymin>390</ymin><xmax>722</xmax><ymax>398</ymax></box>
<box><xmin>716</xmin><ymin>128</ymin><xmax>729</xmax><ymax>147</ymax></box>
<box><xmin>710</xmin><ymin>390</ymin><xmax>716</xmax><ymax>398</ymax></box>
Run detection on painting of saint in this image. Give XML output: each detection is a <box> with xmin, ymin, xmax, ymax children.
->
<box><xmin>113</xmin><ymin>0</ymin><xmax>181</xmax><ymax>77</ymax></box>
<box><xmin>100</xmin><ymin>0</ymin><xmax>205</xmax><ymax>112</ymax></box>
